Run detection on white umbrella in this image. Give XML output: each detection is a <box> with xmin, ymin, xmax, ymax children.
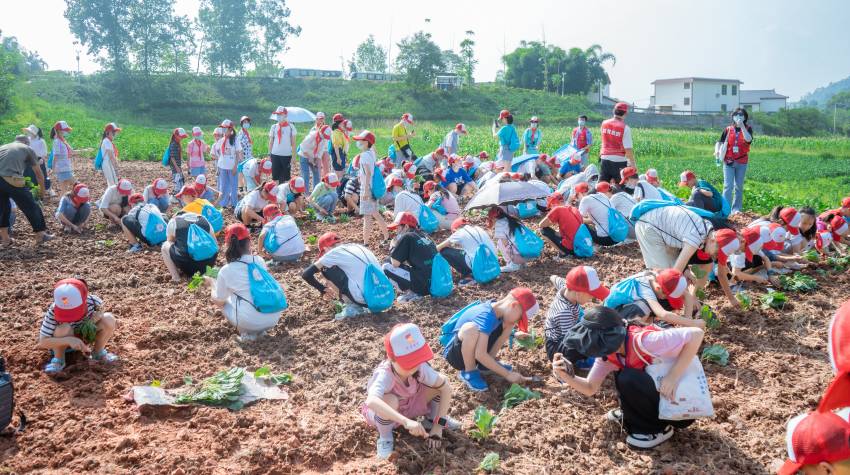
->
<box><xmin>465</xmin><ymin>180</ymin><xmax>550</xmax><ymax>211</ymax></box>
<box><xmin>268</xmin><ymin>106</ymin><xmax>316</xmax><ymax>123</ymax></box>
<box><xmin>510</xmin><ymin>153</ymin><xmax>539</xmax><ymax>172</ymax></box>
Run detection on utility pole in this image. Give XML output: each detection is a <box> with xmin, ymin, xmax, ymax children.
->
<box><xmin>835</xmin><ymin>104</ymin><xmax>838</xmax><ymax>135</ymax></box>
<box><xmin>73</xmin><ymin>41</ymin><xmax>81</xmax><ymax>77</ymax></box>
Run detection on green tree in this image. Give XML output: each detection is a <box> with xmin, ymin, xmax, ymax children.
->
<box><xmin>584</xmin><ymin>44</ymin><xmax>616</xmax><ymax>89</ymax></box>
<box><xmin>394</xmin><ymin>31</ymin><xmax>444</xmax><ymax>87</ymax></box>
<box><xmin>441</xmin><ymin>49</ymin><xmax>463</xmax><ymax>74</ymax></box>
<box><xmin>352</xmin><ymin>35</ymin><xmax>387</xmax><ymax>73</ymax></box>
<box><xmin>458</xmin><ymin>33</ymin><xmax>477</xmax><ymax>86</ymax></box>
<box><xmin>504</xmin><ymin>41</ymin><xmax>615</xmax><ymax>94</ymax></box>
<box><xmin>503</xmin><ymin>41</ymin><xmax>545</xmax><ymax>90</ymax></box>
<box><xmin>827</xmin><ymin>90</ymin><xmax>850</xmax><ymax>110</ymax></box>
<box><xmin>127</xmin><ymin>0</ymin><xmax>175</xmax><ymax>74</ymax></box>
<box><xmin>251</xmin><ymin>0</ymin><xmax>301</xmax><ymax>75</ymax></box>
<box><xmin>162</xmin><ymin>15</ymin><xmax>196</xmax><ymax>73</ymax></box>
<box><xmin>0</xmin><ymin>34</ymin><xmax>23</xmax><ymax>114</ymax></box>
<box><xmin>755</xmin><ymin>108</ymin><xmax>830</xmax><ymax>137</ymax></box>
<box><xmin>64</xmin><ymin>0</ymin><xmax>133</xmax><ymax>71</ymax></box>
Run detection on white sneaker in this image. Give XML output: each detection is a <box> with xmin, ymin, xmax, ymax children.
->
<box><xmin>626</xmin><ymin>426</ymin><xmax>674</xmax><ymax>449</ymax></box>
<box><xmin>500</xmin><ymin>262</ymin><xmax>521</xmax><ymax>273</ymax></box>
<box><xmin>397</xmin><ymin>291</ymin><xmax>422</xmax><ymax>303</ymax></box>
<box><xmin>606</xmin><ymin>408</ymin><xmax>623</xmax><ymax>423</ymax></box>
<box><xmin>376</xmin><ymin>437</ymin><xmax>394</xmax><ymax>460</ymax></box>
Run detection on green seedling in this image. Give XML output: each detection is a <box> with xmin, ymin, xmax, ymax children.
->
<box><xmin>204</xmin><ymin>266</ymin><xmax>220</xmax><ymax>278</ymax></box>
<box><xmin>175</xmin><ymin>367</ymin><xmax>245</xmax><ymax>409</ymax></box>
<box><xmin>803</xmin><ymin>249</ymin><xmax>820</xmax><ymax>263</ymax></box>
<box><xmin>469</xmin><ymin>406</ymin><xmax>498</xmax><ymax>440</ymax></box>
<box><xmin>736</xmin><ymin>292</ymin><xmax>752</xmax><ymax>310</ymax></box>
<box><xmin>305</xmin><ymin>208</ymin><xmax>317</xmax><ymax>220</ymax></box>
<box><xmin>338</xmin><ymin>213</ymin><xmax>350</xmax><ymax>223</ymax></box>
<box><xmin>515</xmin><ymin>329</ymin><xmax>543</xmax><ymax>351</ymax></box>
<box><xmin>502</xmin><ymin>383</ymin><xmax>540</xmax><ymax>410</ymax></box>
<box><xmin>700</xmin><ymin>305</ymin><xmax>720</xmax><ymax>330</ymax></box>
<box><xmin>828</xmin><ymin>256</ymin><xmax>850</xmax><ymax>272</ymax></box>
<box><xmin>76</xmin><ymin>317</ymin><xmax>98</xmax><ymax>344</ymax></box>
<box><xmin>779</xmin><ymin>272</ymin><xmax>818</xmax><ymax>292</ymax></box>
<box><xmin>760</xmin><ymin>290</ymin><xmax>787</xmax><ymax>310</ymax></box>
<box><xmin>254</xmin><ymin>365</ymin><xmax>293</xmax><ymax>385</ymax></box>
<box><xmin>478</xmin><ymin>452</ymin><xmax>500</xmax><ymax>472</ymax></box>
<box><xmin>701</xmin><ymin>344</ymin><xmax>730</xmax><ymax>366</ymax></box>
<box><xmin>695</xmin><ymin>288</ymin><xmax>706</xmax><ymax>301</ymax></box>
<box><xmin>94</xmin><ymin>223</ymin><xmax>107</xmax><ymax>232</ymax></box>
<box><xmin>96</xmin><ymin>239</ymin><xmax>115</xmax><ymax>247</ymax></box>
<box><xmin>690</xmin><ymin>265</ymin><xmax>707</xmax><ymax>280</ymax></box>
<box><xmin>187</xmin><ymin>272</ymin><xmax>204</xmax><ymax>291</ymax></box>
<box><xmin>307</xmin><ymin>235</ymin><xmax>318</xmax><ymax>245</ymax></box>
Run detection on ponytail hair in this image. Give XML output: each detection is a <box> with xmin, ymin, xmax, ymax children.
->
<box><xmin>800</xmin><ymin>207</ymin><xmax>817</xmax><ymax>240</ymax></box>
<box><xmin>49</xmin><ymin>127</ymin><xmax>57</xmax><ymax>140</ymax></box>
<box><xmin>768</xmin><ymin>205</ymin><xmax>785</xmax><ymax>223</ymax></box>
<box><xmin>225</xmin><ymin>234</ymin><xmax>250</xmax><ymax>263</ymax></box>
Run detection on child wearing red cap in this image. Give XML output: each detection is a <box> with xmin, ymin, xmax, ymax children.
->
<box><xmin>552</xmin><ymin>306</ymin><xmax>704</xmax><ymax>449</ymax></box>
<box><xmin>240</xmin><ymin>157</ymin><xmax>273</xmax><ymax>193</ymax></box>
<box><xmin>55</xmin><ymin>183</ymin><xmax>92</xmax><ymax>233</ymax></box>
<box><xmin>301</xmin><ymin>232</ymin><xmax>381</xmax><ymax>319</ymax></box>
<box><xmin>215</xmin><ymin>120</ymin><xmax>244</xmax><ymax>209</ymax></box>
<box><xmin>392</xmin><ymin>186</ymin><xmax>426</xmax><ymax>221</ymax></box>
<box><xmin>678</xmin><ymin>170</ymin><xmax>717</xmax><ymax>213</ymax></box>
<box><xmin>187</xmin><ymin>127</ymin><xmax>209</xmax><ymax>177</ymax></box>
<box><xmin>236</xmin><ymin>181</ymin><xmax>277</xmax><ymax>226</ymax></box>
<box><xmin>425</xmin><ymin>183</ymin><xmax>461</xmax><ymax>231</ymax></box>
<box><xmin>436</xmin><ymin>217</ymin><xmax>496</xmax><ymax>285</ymax></box>
<box><xmin>383</xmin><ymin>212</ymin><xmax>441</xmax><ymax>302</ymax></box>
<box><xmin>203</xmin><ymin>223</ymin><xmax>283</xmax><ymax>341</ymax></box>
<box><xmin>558</xmin><ymin>153</ymin><xmax>583</xmax><ymax>180</ymax></box>
<box><xmin>492</xmin><ymin>109</ymin><xmax>518</xmax><ymax>171</ymax></box>
<box><xmin>99</xmin><ymin>122</ymin><xmax>121</xmax><ymax>186</ymax></box>
<box><xmin>576</xmin><ymin>181</ymin><xmax>619</xmax><ymax>246</ymax></box>
<box><xmin>166</xmin><ymin>128</ymin><xmax>190</xmax><ymax>191</ymax></box>
<box><xmin>121</xmin><ymin>193</ymin><xmax>161</xmax><ymax>253</ymax></box>
<box><xmin>274</xmin><ymin>177</ymin><xmax>307</xmax><ymax>215</ymax></box>
<box><xmin>192</xmin><ymin>174</ymin><xmax>221</xmax><ymax>205</ymax></box>
<box><xmin>604</xmin><ymin>269</ymin><xmax>705</xmax><ymax>328</ymax></box>
<box><xmin>544</xmin><ymin>266</ymin><xmax>611</xmax><ymax>362</ymax></box>
<box><xmin>142</xmin><ymin>178</ymin><xmax>171</xmax><ymax>213</ymax></box>
<box><xmin>37</xmin><ymin>278</ymin><xmax>118</xmax><ymax>374</ymax></box>
<box><xmin>539</xmin><ymin>202</ymin><xmax>585</xmax><ymax>258</ymax></box>
<box><xmin>363</xmin><ymin>323</ymin><xmax>457</xmax><ymax>459</ymax></box>
<box><xmin>354</xmin><ymin>131</ymin><xmax>390</xmax><ymax>245</ymax></box>
<box><xmin>161</xmin><ymin>211</ymin><xmax>218</xmax><ymax>282</ymax></box>
<box><xmin>259</xmin><ymin>204</ymin><xmax>304</xmax><ymax>263</ymax></box>
<box><xmin>380</xmin><ymin>174</ymin><xmax>405</xmax><ymax>207</ymax></box>
<box><xmin>98</xmin><ymin>178</ymin><xmax>134</xmax><ymax>226</ymax></box>
<box><xmin>443</xmin><ymin>123</ymin><xmax>467</xmax><ymax>156</ymax></box>
<box><xmin>725</xmin><ymin>226</ymin><xmax>779</xmax><ymax>287</ymax></box>
<box><xmin>763</xmin><ymin>205</ymin><xmax>818</xmax><ymax>256</ymax></box>
<box><xmin>441</xmin><ymin>287</ymin><xmax>538</xmax><ymax>391</ymax></box>
<box><xmin>442</xmin><ymin>155</ymin><xmax>477</xmax><ymax>198</ymax></box>
<box><xmin>306</xmin><ymin>173</ymin><xmax>341</xmax><ymax>222</ymax></box>
<box><xmin>487</xmin><ymin>206</ymin><xmax>534</xmax><ymax>271</ymax></box>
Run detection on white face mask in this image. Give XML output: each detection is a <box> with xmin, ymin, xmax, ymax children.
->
<box><xmin>356</xmin><ymin>141</ymin><xmax>367</xmax><ymax>151</ymax></box>
<box><xmin>530</xmin><ymin>123</ymin><xmax>538</xmax><ymax>129</ymax></box>
<box><xmin>733</xmin><ymin>115</ymin><xmax>744</xmax><ymax>124</ymax></box>
<box><xmin>578</xmin><ymin>120</ymin><xmax>586</xmax><ymax>127</ymax></box>
<box><xmin>243</xmin><ymin>123</ymin><xmax>251</xmax><ymax>129</ymax></box>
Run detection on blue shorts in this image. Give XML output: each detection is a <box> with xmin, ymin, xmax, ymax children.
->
<box><xmin>56</xmin><ymin>171</ymin><xmax>74</xmax><ymax>182</ymax></box>
<box><xmin>190</xmin><ymin>167</ymin><xmax>206</xmax><ymax>177</ymax></box>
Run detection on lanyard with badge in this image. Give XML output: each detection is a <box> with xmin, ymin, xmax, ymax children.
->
<box><xmin>731</xmin><ymin>127</ymin><xmax>740</xmax><ymax>155</ymax></box>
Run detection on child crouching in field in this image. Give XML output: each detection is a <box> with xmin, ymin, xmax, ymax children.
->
<box><xmin>363</xmin><ymin>323</ymin><xmax>457</xmax><ymax>460</ymax></box>
<box><xmin>544</xmin><ymin>266</ymin><xmax>610</xmax><ymax>362</ymax></box>
<box><xmin>37</xmin><ymin>278</ymin><xmax>118</xmax><ymax>374</ymax></box>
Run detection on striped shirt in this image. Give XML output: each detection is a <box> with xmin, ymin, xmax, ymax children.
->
<box><xmin>637</xmin><ymin>206</ymin><xmax>712</xmax><ymax>249</ymax></box>
<box><xmin>543</xmin><ymin>277</ymin><xmax>583</xmax><ymax>342</ymax></box>
<box><xmin>39</xmin><ymin>295</ymin><xmax>103</xmax><ymax>338</ymax></box>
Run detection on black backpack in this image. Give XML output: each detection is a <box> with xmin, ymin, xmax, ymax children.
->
<box><xmin>0</xmin><ymin>357</ymin><xmax>24</xmax><ymax>435</ymax></box>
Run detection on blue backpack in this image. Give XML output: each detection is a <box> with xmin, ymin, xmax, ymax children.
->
<box><xmin>371</xmin><ymin>166</ymin><xmax>387</xmax><ymax>199</ymax></box>
<box><xmin>418</xmin><ymin>205</ymin><xmax>439</xmax><ymax>233</ymax></box>
<box><xmin>431</xmin><ymin>196</ymin><xmax>447</xmax><ymax>215</ymax></box>
<box><xmin>93</xmin><ymin>148</ymin><xmax>103</xmax><ymax>170</ymax></box>
<box><xmin>513</xmin><ymin>224</ymin><xmax>544</xmax><ymax>259</ymax></box>
<box><xmin>630</xmin><ymin>199</ymin><xmax>677</xmax><ymax>221</ymax></box>
<box><xmin>439</xmin><ymin>300</ymin><xmax>483</xmax><ymax>347</ymax></box>
<box><xmin>364</xmin><ymin>263</ymin><xmax>395</xmax><ymax>312</ymax></box>
<box><xmin>471</xmin><ymin>242</ymin><xmax>501</xmax><ymax>284</ymax></box>
<box><xmin>696</xmin><ymin>179</ymin><xmax>731</xmax><ymax>218</ymax></box>
<box><xmin>238</xmin><ymin>258</ymin><xmax>288</xmax><ymax>313</ymax></box>
<box><xmin>142</xmin><ymin>209</ymin><xmax>167</xmax><ymax>245</ymax></box>
<box><xmin>201</xmin><ymin>203</ymin><xmax>224</xmax><ymax>233</ymax></box>
<box><xmin>263</xmin><ymin>218</ymin><xmax>300</xmax><ymax>253</ymax></box>
<box><xmin>47</xmin><ymin>149</ymin><xmax>54</xmax><ymax>169</ymax></box>
<box><xmin>573</xmin><ymin>224</ymin><xmax>594</xmax><ymax>258</ymax></box>
<box><xmin>517</xmin><ymin>200</ymin><xmax>539</xmax><ymax>219</ymax></box>
<box><xmin>186</xmin><ymin>222</ymin><xmax>218</xmax><ymax>261</ymax></box>
<box><xmin>657</xmin><ymin>187</ymin><xmax>683</xmax><ymax>204</ymax></box>
<box><xmin>161</xmin><ymin>148</ymin><xmax>170</xmax><ymax>167</ymax></box>
<box><xmin>430</xmin><ymin>253</ymin><xmax>454</xmax><ymax>298</ymax></box>
<box><xmin>590</xmin><ymin>195</ymin><xmax>629</xmax><ymax>243</ymax></box>
<box><xmin>603</xmin><ymin>277</ymin><xmax>641</xmax><ymax>309</ymax></box>
<box><xmin>388</xmin><ymin>144</ymin><xmax>397</xmax><ymax>161</ymax></box>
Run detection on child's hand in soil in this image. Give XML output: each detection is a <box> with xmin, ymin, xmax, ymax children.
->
<box><xmin>68</xmin><ymin>337</ymin><xmax>90</xmax><ymax>354</ymax></box>
<box><xmin>403</xmin><ymin>419</ymin><xmax>428</xmax><ymax>438</ymax></box>
<box><xmin>203</xmin><ymin>276</ymin><xmax>215</xmax><ymax>287</ymax></box>
<box><xmin>506</xmin><ymin>371</ymin><xmax>527</xmax><ymax>384</ymax></box>
<box><xmin>552</xmin><ymin>353</ymin><xmax>574</xmax><ymax>382</ymax></box>
<box><xmin>322</xmin><ymin>287</ymin><xmax>338</xmax><ymax>301</ymax></box>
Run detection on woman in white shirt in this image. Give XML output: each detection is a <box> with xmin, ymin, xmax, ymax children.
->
<box><xmin>298</xmin><ymin>124</ymin><xmax>332</xmax><ymax>192</ymax></box>
<box><xmin>100</xmin><ymin>122</ymin><xmax>121</xmax><ymax>187</ymax></box>
<box><xmin>215</xmin><ymin>120</ymin><xmax>243</xmax><ymax>209</ymax></box>
<box><xmin>205</xmin><ymin>223</ymin><xmax>282</xmax><ymax>341</ymax></box>
<box><xmin>268</xmin><ymin>106</ymin><xmax>298</xmax><ymax>183</ymax></box>
<box><xmin>258</xmin><ymin>204</ymin><xmax>304</xmax><ymax>263</ymax></box>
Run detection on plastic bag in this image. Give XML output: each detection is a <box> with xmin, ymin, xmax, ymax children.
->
<box><xmin>645</xmin><ymin>356</ymin><xmax>715</xmax><ymax>420</ymax></box>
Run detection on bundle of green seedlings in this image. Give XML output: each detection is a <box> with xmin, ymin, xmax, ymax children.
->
<box><xmin>700</xmin><ymin>305</ymin><xmax>721</xmax><ymax>329</ymax></box>
<box><xmin>187</xmin><ymin>266</ymin><xmax>220</xmax><ymax>291</ymax></box>
<box><xmin>478</xmin><ymin>452</ymin><xmax>500</xmax><ymax>472</ymax></box>
<box><xmin>761</xmin><ymin>290</ymin><xmax>787</xmax><ymax>310</ymax></box>
<box><xmin>779</xmin><ymin>272</ymin><xmax>818</xmax><ymax>292</ymax></box>
<box><xmin>514</xmin><ymin>329</ymin><xmax>543</xmax><ymax>350</ymax></box>
<box><xmin>701</xmin><ymin>344</ymin><xmax>729</xmax><ymax>366</ymax></box>
<box><xmin>469</xmin><ymin>406</ymin><xmax>498</xmax><ymax>440</ymax></box>
<box><xmin>76</xmin><ymin>318</ymin><xmax>98</xmax><ymax>345</ymax></box>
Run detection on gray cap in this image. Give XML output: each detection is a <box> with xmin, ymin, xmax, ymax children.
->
<box><xmin>14</xmin><ymin>135</ymin><xmax>30</xmax><ymax>145</ymax></box>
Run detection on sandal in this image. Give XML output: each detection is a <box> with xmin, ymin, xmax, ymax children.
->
<box><xmin>44</xmin><ymin>357</ymin><xmax>66</xmax><ymax>374</ymax></box>
<box><xmin>426</xmin><ymin>434</ymin><xmax>443</xmax><ymax>450</ymax></box>
<box><xmin>92</xmin><ymin>349</ymin><xmax>119</xmax><ymax>363</ymax></box>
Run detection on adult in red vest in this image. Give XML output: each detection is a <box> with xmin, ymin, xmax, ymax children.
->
<box><xmin>599</xmin><ymin>102</ymin><xmax>635</xmax><ymax>185</ymax></box>
<box><xmin>719</xmin><ymin>108</ymin><xmax>753</xmax><ymax>214</ymax></box>
<box><xmin>570</xmin><ymin>115</ymin><xmax>593</xmax><ymax>168</ymax></box>
<box><xmin>551</xmin><ymin>306</ymin><xmax>705</xmax><ymax>450</ymax></box>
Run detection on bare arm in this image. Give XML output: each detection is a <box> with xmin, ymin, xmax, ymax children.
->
<box><xmin>538</xmin><ymin>216</ymin><xmax>553</xmax><ymax>229</ymax></box>
<box><xmin>37</xmin><ymin>335</ymin><xmax>88</xmax><ymax>353</ymax></box>
<box><xmin>672</xmin><ymin>244</ymin><xmax>699</xmax><ymax>273</ymax></box>
<box><xmin>625</xmin><ymin>149</ymin><xmax>635</xmax><ymax>168</ymax></box>
<box><xmin>204</xmin><ymin>276</ymin><xmax>227</xmax><ymax>307</ymax></box>
<box><xmin>716</xmin><ymin>265</ymin><xmax>738</xmax><ymax>307</ymax></box>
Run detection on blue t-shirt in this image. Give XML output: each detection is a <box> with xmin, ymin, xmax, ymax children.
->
<box><xmin>452</xmin><ymin>301</ymin><xmax>500</xmax><ymax>336</ymax></box>
<box><xmin>497</xmin><ymin>125</ymin><xmax>515</xmax><ymax>147</ymax></box>
<box><xmin>56</xmin><ymin>196</ymin><xmax>79</xmax><ymax>218</ymax></box>
<box><xmin>442</xmin><ymin>167</ymin><xmax>472</xmax><ymax>187</ymax></box>
<box><xmin>559</xmin><ymin>160</ymin><xmax>582</xmax><ymax>176</ymax></box>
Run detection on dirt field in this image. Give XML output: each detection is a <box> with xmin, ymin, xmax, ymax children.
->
<box><xmin>0</xmin><ymin>160</ymin><xmax>842</xmax><ymax>474</ymax></box>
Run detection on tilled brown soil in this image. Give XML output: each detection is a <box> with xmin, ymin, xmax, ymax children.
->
<box><xmin>0</xmin><ymin>160</ymin><xmax>843</xmax><ymax>474</ymax></box>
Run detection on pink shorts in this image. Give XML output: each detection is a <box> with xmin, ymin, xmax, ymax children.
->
<box><xmin>360</xmin><ymin>388</ymin><xmax>432</xmax><ymax>428</ymax></box>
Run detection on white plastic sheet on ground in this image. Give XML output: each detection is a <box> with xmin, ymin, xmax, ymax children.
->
<box><xmin>131</xmin><ymin>371</ymin><xmax>288</xmax><ymax>410</ymax></box>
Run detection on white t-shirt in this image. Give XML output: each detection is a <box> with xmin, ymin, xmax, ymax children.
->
<box><xmin>269</xmin><ymin>123</ymin><xmax>297</xmax><ymax>156</ymax></box>
<box><xmin>98</xmin><ymin>185</ymin><xmax>123</xmax><ymax>209</ymax></box>
<box><xmin>242</xmin><ymin>158</ymin><xmax>259</xmax><ymax>179</ymax></box>
<box><xmin>639</xmin><ymin>206</ymin><xmax>712</xmax><ymax>249</ymax></box>
<box><xmin>633</xmin><ymin>180</ymin><xmax>662</xmax><ymax>201</ymax></box>
<box><xmin>166</xmin><ymin>212</ymin><xmax>215</xmax><ymax>240</ymax></box>
<box><xmin>240</xmin><ymin>189</ymin><xmax>270</xmax><ymax>212</ymax></box>
<box><xmin>358</xmin><ymin>150</ymin><xmax>377</xmax><ymax>192</ymax></box>
<box><xmin>130</xmin><ymin>203</ymin><xmax>163</xmax><ymax>231</ymax></box>
<box><xmin>30</xmin><ymin>137</ymin><xmax>47</xmax><ymax>159</ymax></box>
<box><xmin>298</xmin><ymin>131</ymin><xmax>328</xmax><ymax>160</ymax></box>
<box><xmin>214</xmin><ymin>137</ymin><xmax>242</xmax><ymax>170</ymax></box>
<box><xmin>418</xmin><ymin>153</ymin><xmax>437</xmax><ymax>172</ymax></box>
<box><xmin>142</xmin><ymin>185</ymin><xmax>160</xmax><ymax>203</ymax></box>
<box><xmin>100</xmin><ymin>138</ymin><xmax>114</xmax><ymax>157</ymax></box>
<box><xmin>393</xmin><ymin>190</ymin><xmax>424</xmax><ymax>216</ymax></box>
<box><xmin>579</xmin><ymin>194</ymin><xmax>613</xmax><ymax>237</ymax></box>
<box><xmin>448</xmin><ymin>225</ymin><xmax>497</xmax><ymax>267</ymax></box>
<box><xmin>262</xmin><ymin>215</ymin><xmax>304</xmax><ymax>257</ymax></box>
<box><xmin>610</xmin><ymin>192</ymin><xmax>637</xmax><ymax>219</ymax></box>
<box><xmin>316</xmin><ymin>243</ymin><xmax>379</xmax><ymax>305</ymax></box>
<box><xmin>214</xmin><ymin>254</ymin><xmax>282</xmax><ymax>319</ymax></box>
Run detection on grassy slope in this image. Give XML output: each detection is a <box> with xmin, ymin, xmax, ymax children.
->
<box><xmin>2</xmin><ymin>77</ymin><xmax>849</xmax><ymax>214</ymax></box>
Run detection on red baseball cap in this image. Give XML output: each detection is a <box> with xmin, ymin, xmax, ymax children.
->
<box><xmin>646</xmin><ymin>168</ymin><xmax>660</xmax><ymax>186</ymax></box>
<box><xmin>175</xmin><ymin>185</ymin><xmax>197</xmax><ymax>199</ymax></box>
<box><xmin>434</xmin><ymin>147</ymin><xmax>446</xmax><ymax>156</ymax></box>
<box><xmin>619</xmin><ymin>167</ymin><xmax>638</xmax><ymax>185</ymax></box>
<box><xmin>289</xmin><ymin>177</ymin><xmax>306</xmax><ymax>194</ymax></box>
<box><xmin>72</xmin><ymin>184</ymin><xmax>90</xmax><ymax>203</ymax></box>
<box><xmin>455</xmin><ymin>123</ymin><xmax>468</xmax><ymax>134</ymax></box>
<box><xmin>830</xmin><ymin>301</ymin><xmax>850</xmax><ymax>375</ymax></box>
<box><xmin>614</xmin><ymin>102</ymin><xmax>629</xmax><ymax>113</ymax></box>
<box><xmin>450</xmin><ymin>217</ymin><xmax>468</xmax><ymax>232</ymax></box>
<box><xmin>447</xmin><ymin>154</ymin><xmax>460</xmax><ymax>165</ymax></box>
<box><xmin>224</xmin><ymin>223</ymin><xmax>250</xmax><ymax>242</ymax></box>
<box><xmin>762</xmin><ymin>223</ymin><xmax>788</xmax><ymax>251</ymax></box>
<box><xmin>478</xmin><ymin>151</ymin><xmax>489</xmax><ymax>160</ymax></box>
<box><xmin>390</xmin><ymin>176</ymin><xmax>404</xmax><ymax>188</ymax></box>
<box><xmin>566</xmin><ymin>266</ymin><xmax>610</xmax><ymax>300</ymax></box>
<box><xmin>384</xmin><ymin>323</ymin><xmax>434</xmax><ymax>371</ymax></box>
<box><xmin>678</xmin><ymin>170</ymin><xmax>696</xmax><ymax>187</ymax></box>
<box><xmin>117</xmin><ymin>178</ymin><xmax>133</xmax><ymax>196</ymax></box>
<box><xmin>324</xmin><ymin>172</ymin><xmax>341</xmax><ymax>187</ymax></box>
<box><xmin>780</xmin><ymin>207</ymin><xmax>802</xmax><ymax>231</ymax></box>
<box><xmin>332</xmin><ymin>113</ymin><xmax>344</xmax><ymax>123</ymax></box>
<box><xmin>595</xmin><ymin>181</ymin><xmax>611</xmax><ymax>193</ymax></box>
<box><xmin>547</xmin><ymin>191</ymin><xmax>564</xmax><ymax>209</ymax></box>
<box><xmin>352</xmin><ymin>130</ymin><xmax>376</xmax><ymax>146</ymax></box>
<box><xmin>714</xmin><ymin>228</ymin><xmax>740</xmax><ymax>266</ymax></box>
<box><xmin>152</xmin><ymin>178</ymin><xmax>169</xmax><ymax>197</ymax></box>
<box><xmin>388</xmin><ymin>211</ymin><xmax>419</xmax><ymax>230</ymax></box>
<box><xmin>128</xmin><ymin>193</ymin><xmax>144</xmax><ymax>206</ymax></box>
<box><xmin>841</xmin><ymin>197</ymin><xmax>850</xmax><ymax>209</ymax></box>
<box><xmin>262</xmin><ymin>204</ymin><xmax>282</xmax><ymax>222</ymax></box>
<box><xmin>817</xmin><ymin>230</ymin><xmax>834</xmax><ymax>251</ymax></box>
<box><xmin>656</xmin><ymin>269</ymin><xmax>688</xmax><ymax>309</ymax></box>
<box><xmin>402</xmin><ymin>162</ymin><xmax>416</xmax><ymax>179</ymax></box>
<box><xmin>498</xmin><ymin>109</ymin><xmax>511</xmax><ymax>120</ymax></box>
<box><xmin>510</xmin><ymin>287</ymin><xmax>539</xmax><ymax>333</ymax></box>
<box><xmin>401</xmin><ymin>113</ymin><xmax>414</xmax><ymax>125</ymax></box>
<box><xmin>259</xmin><ymin>158</ymin><xmax>273</xmax><ymax>175</ymax></box>
<box><xmin>53</xmin><ymin>278</ymin><xmax>88</xmax><ymax>323</ymax></box>
<box><xmin>574</xmin><ymin>182</ymin><xmax>590</xmax><ymax>194</ymax></box>
<box><xmin>262</xmin><ymin>181</ymin><xmax>278</xmax><ymax>200</ymax></box>
<box><xmin>423</xmin><ymin>180</ymin><xmax>437</xmax><ymax>199</ymax></box>
<box><xmin>742</xmin><ymin>226</ymin><xmax>766</xmax><ymax>262</ymax></box>
<box><xmin>317</xmin><ymin>232</ymin><xmax>341</xmax><ymax>256</ymax></box>
<box><xmin>779</xmin><ymin>408</ymin><xmax>850</xmax><ymax>475</ymax></box>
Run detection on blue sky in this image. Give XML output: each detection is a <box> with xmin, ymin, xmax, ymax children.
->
<box><xmin>3</xmin><ymin>0</ymin><xmax>848</xmax><ymax>105</ymax></box>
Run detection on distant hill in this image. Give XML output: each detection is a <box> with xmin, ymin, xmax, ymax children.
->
<box><xmin>800</xmin><ymin>75</ymin><xmax>850</xmax><ymax>107</ymax></box>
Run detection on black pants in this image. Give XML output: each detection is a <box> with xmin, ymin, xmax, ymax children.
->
<box><xmin>541</xmin><ymin>227</ymin><xmax>573</xmax><ymax>256</ymax></box>
<box><xmin>23</xmin><ymin>161</ymin><xmax>50</xmax><ymax>191</ymax></box>
<box><xmin>614</xmin><ymin>368</ymin><xmax>695</xmax><ymax>435</ymax></box>
<box><xmin>383</xmin><ymin>262</ymin><xmax>430</xmax><ymax>295</ymax></box>
<box><xmin>270</xmin><ymin>154</ymin><xmax>292</xmax><ymax>182</ymax></box>
<box><xmin>399</xmin><ymin>144</ymin><xmax>417</xmax><ymax>161</ymax></box>
<box><xmin>330</xmin><ymin>148</ymin><xmax>346</xmax><ymax>173</ymax></box>
<box><xmin>599</xmin><ymin>159</ymin><xmax>627</xmax><ymax>184</ymax></box>
<box><xmin>587</xmin><ymin>225</ymin><xmax>618</xmax><ymax>246</ymax></box>
<box><xmin>0</xmin><ymin>178</ymin><xmax>46</xmax><ymax>232</ymax></box>
<box><xmin>444</xmin><ymin>324</ymin><xmax>504</xmax><ymax>371</ymax></box>
<box><xmin>321</xmin><ymin>266</ymin><xmax>361</xmax><ymax>305</ymax></box>
<box><xmin>440</xmin><ymin>248</ymin><xmax>472</xmax><ymax>277</ymax></box>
